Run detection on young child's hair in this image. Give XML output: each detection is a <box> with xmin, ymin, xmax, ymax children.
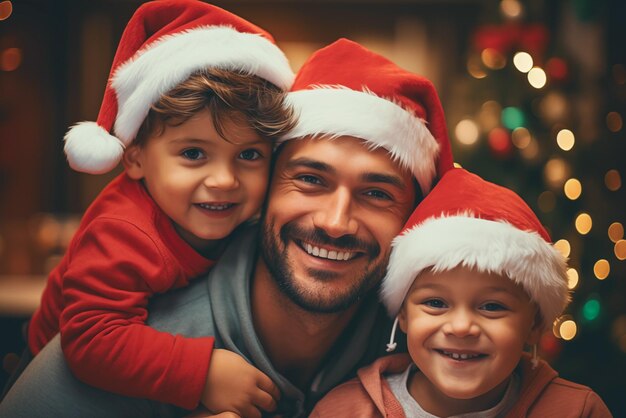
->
<box><xmin>134</xmin><ymin>68</ymin><xmax>295</xmax><ymax>147</ymax></box>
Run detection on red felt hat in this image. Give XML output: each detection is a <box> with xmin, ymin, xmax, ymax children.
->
<box><xmin>381</xmin><ymin>168</ymin><xmax>570</xmax><ymax>329</ymax></box>
<box><xmin>279</xmin><ymin>38</ymin><xmax>454</xmax><ymax>194</ymax></box>
<box><xmin>64</xmin><ymin>0</ymin><xmax>294</xmax><ymax>174</ymax></box>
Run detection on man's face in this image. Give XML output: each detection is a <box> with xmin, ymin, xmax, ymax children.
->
<box><xmin>261</xmin><ymin>136</ymin><xmax>416</xmax><ymax>313</ymax></box>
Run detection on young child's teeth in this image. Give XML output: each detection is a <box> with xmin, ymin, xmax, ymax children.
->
<box><xmin>199</xmin><ymin>203</ymin><xmax>232</xmax><ymax>210</ymax></box>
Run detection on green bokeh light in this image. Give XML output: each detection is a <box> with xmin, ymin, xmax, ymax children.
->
<box><xmin>501</xmin><ymin>107</ymin><xmax>526</xmax><ymax>130</ymax></box>
<box><xmin>582</xmin><ymin>298</ymin><xmax>601</xmax><ymax>321</ymax></box>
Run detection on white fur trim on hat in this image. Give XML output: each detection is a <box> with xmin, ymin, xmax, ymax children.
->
<box><xmin>64</xmin><ymin>122</ymin><xmax>125</xmax><ymax>174</ymax></box>
<box><xmin>279</xmin><ymin>87</ymin><xmax>440</xmax><ymax>194</ymax></box>
<box><xmin>112</xmin><ymin>25</ymin><xmax>294</xmax><ymax>144</ymax></box>
<box><xmin>381</xmin><ymin>214</ymin><xmax>570</xmax><ymax>329</ymax></box>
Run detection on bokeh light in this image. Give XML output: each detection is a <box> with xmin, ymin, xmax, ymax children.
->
<box><xmin>544</xmin><ymin>158</ymin><xmax>570</xmax><ymax>188</ymax></box>
<box><xmin>0</xmin><ymin>1</ymin><xmax>12</xmax><ymax>21</ymax></box>
<box><xmin>538</xmin><ymin>190</ymin><xmax>556</xmax><ymax>213</ymax></box>
<box><xmin>488</xmin><ymin>127</ymin><xmax>512</xmax><ymax>157</ymax></box>
<box><xmin>605</xmin><ymin>169</ymin><xmax>622</xmax><ymax>191</ymax></box>
<box><xmin>540</xmin><ymin>91</ymin><xmax>568</xmax><ymax>122</ymax></box>
<box><xmin>528</xmin><ymin>67</ymin><xmax>547</xmax><ymax>88</ymax></box>
<box><xmin>582</xmin><ymin>297</ymin><xmax>601</xmax><ymax>321</ymax></box>
<box><xmin>554</xmin><ymin>239</ymin><xmax>571</xmax><ymax>258</ymax></box>
<box><xmin>467</xmin><ymin>55</ymin><xmax>487</xmax><ymax>79</ymax></box>
<box><xmin>513</xmin><ymin>51</ymin><xmax>533</xmax><ymax>73</ymax></box>
<box><xmin>501</xmin><ymin>107</ymin><xmax>525</xmax><ymax>130</ymax></box>
<box><xmin>479</xmin><ymin>101</ymin><xmax>502</xmax><ymax>130</ymax></box>
<box><xmin>593</xmin><ymin>259</ymin><xmax>610</xmax><ymax>280</ymax></box>
<box><xmin>455</xmin><ymin>119</ymin><xmax>480</xmax><ymax>145</ymax></box>
<box><xmin>566</xmin><ymin>268</ymin><xmax>579</xmax><ymax>289</ymax></box>
<box><xmin>608</xmin><ymin>222</ymin><xmax>624</xmax><ymax>243</ymax></box>
<box><xmin>615</xmin><ymin>240</ymin><xmax>626</xmax><ymax>261</ymax></box>
<box><xmin>559</xmin><ymin>319</ymin><xmax>577</xmax><ymax>340</ymax></box>
<box><xmin>511</xmin><ymin>127</ymin><xmax>531</xmax><ymax>149</ymax></box>
<box><xmin>606</xmin><ymin>112</ymin><xmax>623</xmax><ymax>132</ymax></box>
<box><xmin>500</xmin><ymin>0</ymin><xmax>523</xmax><ymax>18</ymax></box>
<box><xmin>520</xmin><ymin>137</ymin><xmax>540</xmax><ymax>160</ymax></box>
<box><xmin>481</xmin><ymin>48</ymin><xmax>506</xmax><ymax>70</ymax></box>
<box><xmin>563</xmin><ymin>178</ymin><xmax>582</xmax><ymax>200</ymax></box>
<box><xmin>1</xmin><ymin>47</ymin><xmax>22</xmax><ymax>72</ymax></box>
<box><xmin>575</xmin><ymin>213</ymin><xmax>592</xmax><ymax>235</ymax></box>
<box><xmin>556</xmin><ymin>129</ymin><xmax>575</xmax><ymax>151</ymax></box>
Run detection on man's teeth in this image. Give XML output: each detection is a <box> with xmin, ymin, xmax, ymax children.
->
<box><xmin>305</xmin><ymin>243</ymin><xmax>355</xmax><ymax>261</ymax></box>
<box><xmin>198</xmin><ymin>203</ymin><xmax>233</xmax><ymax>210</ymax></box>
<box><xmin>442</xmin><ymin>351</ymin><xmax>481</xmax><ymax>360</ymax></box>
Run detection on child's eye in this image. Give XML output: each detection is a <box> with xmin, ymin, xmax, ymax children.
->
<box><xmin>239</xmin><ymin>149</ymin><xmax>262</xmax><ymax>161</ymax></box>
<box><xmin>480</xmin><ymin>302</ymin><xmax>507</xmax><ymax>312</ymax></box>
<box><xmin>181</xmin><ymin>148</ymin><xmax>205</xmax><ymax>160</ymax></box>
<box><xmin>423</xmin><ymin>299</ymin><xmax>447</xmax><ymax>309</ymax></box>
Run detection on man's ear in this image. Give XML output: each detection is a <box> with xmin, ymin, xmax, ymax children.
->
<box><xmin>122</xmin><ymin>145</ymin><xmax>144</xmax><ymax>180</ymax></box>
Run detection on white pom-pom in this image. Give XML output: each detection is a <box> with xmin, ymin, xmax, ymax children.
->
<box><xmin>64</xmin><ymin>122</ymin><xmax>125</xmax><ymax>174</ymax></box>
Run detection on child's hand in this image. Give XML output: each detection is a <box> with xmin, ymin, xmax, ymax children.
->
<box><xmin>201</xmin><ymin>349</ymin><xmax>280</xmax><ymax>418</ymax></box>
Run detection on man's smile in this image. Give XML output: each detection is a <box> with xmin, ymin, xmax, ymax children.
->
<box><xmin>297</xmin><ymin>239</ymin><xmax>358</xmax><ymax>261</ymax></box>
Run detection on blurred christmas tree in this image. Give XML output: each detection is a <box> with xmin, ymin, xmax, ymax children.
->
<box><xmin>449</xmin><ymin>0</ymin><xmax>625</xmax><ymax>415</ymax></box>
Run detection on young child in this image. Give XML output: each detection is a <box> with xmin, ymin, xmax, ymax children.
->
<box><xmin>26</xmin><ymin>0</ymin><xmax>295</xmax><ymax>415</ymax></box>
<box><xmin>311</xmin><ymin>168</ymin><xmax>613</xmax><ymax>417</ymax></box>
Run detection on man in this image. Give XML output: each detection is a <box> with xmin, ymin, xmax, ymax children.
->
<box><xmin>0</xmin><ymin>39</ymin><xmax>453</xmax><ymax>417</ymax></box>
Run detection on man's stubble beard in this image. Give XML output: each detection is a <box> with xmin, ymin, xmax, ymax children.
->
<box><xmin>260</xmin><ymin>218</ymin><xmax>388</xmax><ymax>314</ymax></box>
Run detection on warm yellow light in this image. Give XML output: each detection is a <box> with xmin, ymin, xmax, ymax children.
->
<box><xmin>608</xmin><ymin>222</ymin><xmax>624</xmax><ymax>243</ymax></box>
<box><xmin>540</xmin><ymin>92</ymin><xmax>568</xmax><ymax>122</ymax></box>
<box><xmin>556</xmin><ymin>129</ymin><xmax>575</xmax><ymax>151</ymax></box>
<box><xmin>453</xmin><ymin>162</ymin><xmax>463</xmax><ymax>168</ymax></box>
<box><xmin>511</xmin><ymin>127</ymin><xmax>531</xmax><ymax>149</ymax></box>
<box><xmin>566</xmin><ymin>268</ymin><xmax>579</xmax><ymax>289</ymax></box>
<box><xmin>0</xmin><ymin>47</ymin><xmax>21</xmax><ymax>72</ymax></box>
<box><xmin>528</xmin><ymin>67</ymin><xmax>547</xmax><ymax>89</ymax></box>
<box><xmin>606</xmin><ymin>112</ymin><xmax>623</xmax><ymax>132</ymax></box>
<box><xmin>537</xmin><ymin>191</ymin><xmax>556</xmax><ymax>213</ymax></box>
<box><xmin>544</xmin><ymin>158</ymin><xmax>569</xmax><ymax>188</ymax></box>
<box><xmin>575</xmin><ymin>213</ymin><xmax>592</xmax><ymax>235</ymax></box>
<box><xmin>481</xmin><ymin>48</ymin><xmax>506</xmax><ymax>70</ymax></box>
<box><xmin>467</xmin><ymin>55</ymin><xmax>487</xmax><ymax>79</ymax></box>
<box><xmin>520</xmin><ymin>138</ymin><xmax>539</xmax><ymax>160</ymax></box>
<box><xmin>554</xmin><ymin>239</ymin><xmax>571</xmax><ymax>258</ymax></box>
<box><xmin>455</xmin><ymin>119</ymin><xmax>480</xmax><ymax>145</ymax></box>
<box><xmin>500</xmin><ymin>0</ymin><xmax>523</xmax><ymax>18</ymax></box>
<box><xmin>615</xmin><ymin>240</ymin><xmax>626</xmax><ymax>261</ymax></box>
<box><xmin>563</xmin><ymin>178</ymin><xmax>582</xmax><ymax>200</ymax></box>
<box><xmin>560</xmin><ymin>320</ymin><xmax>577</xmax><ymax>341</ymax></box>
<box><xmin>478</xmin><ymin>101</ymin><xmax>502</xmax><ymax>131</ymax></box>
<box><xmin>605</xmin><ymin>169</ymin><xmax>622</xmax><ymax>191</ymax></box>
<box><xmin>513</xmin><ymin>52</ymin><xmax>533</xmax><ymax>73</ymax></box>
<box><xmin>594</xmin><ymin>259</ymin><xmax>610</xmax><ymax>280</ymax></box>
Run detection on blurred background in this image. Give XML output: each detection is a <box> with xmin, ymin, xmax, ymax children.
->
<box><xmin>0</xmin><ymin>0</ymin><xmax>624</xmax><ymax>414</ymax></box>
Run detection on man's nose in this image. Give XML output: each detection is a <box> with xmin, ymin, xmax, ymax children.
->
<box><xmin>312</xmin><ymin>187</ymin><xmax>359</xmax><ymax>238</ymax></box>
<box><xmin>203</xmin><ymin>160</ymin><xmax>239</xmax><ymax>190</ymax></box>
<box><xmin>442</xmin><ymin>308</ymin><xmax>481</xmax><ymax>338</ymax></box>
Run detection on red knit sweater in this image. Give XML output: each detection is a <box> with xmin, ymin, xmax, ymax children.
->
<box><xmin>28</xmin><ymin>173</ymin><xmax>215</xmax><ymax>409</ymax></box>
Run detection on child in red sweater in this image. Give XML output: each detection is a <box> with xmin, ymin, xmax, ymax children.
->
<box><xmin>26</xmin><ymin>1</ymin><xmax>295</xmax><ymax>415</ymax></box>
<box><xmin>311</xmin><ymin>168</ymin><xmax>612</xmax><ymax>417</ymax></box>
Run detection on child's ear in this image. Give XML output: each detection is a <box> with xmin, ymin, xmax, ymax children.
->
<box><xmin>526</xmin><ymin>310</ymin><xmax>544</xmax><ymax>346</ymax></box>
<box><xmin>122</xmin><ymin>145</ymin><xmax>144</xmax><ymax>180</ymax></box>
<box><xmin>398</xmin><ymin>307</ymin><xmax>408</xmax><ymax>334</ymax></box>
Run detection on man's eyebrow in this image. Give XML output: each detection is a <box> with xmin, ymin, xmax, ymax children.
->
<box><xmin>285</xmin><ymin>158</ymin><xmax>336</xmax><ymax>174</ymax></box>
<box><xmin>360</xmin><ymin>172</ymin><xmax>407</xmax><ymax>190</ymax></box>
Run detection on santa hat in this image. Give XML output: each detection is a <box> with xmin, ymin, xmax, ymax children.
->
<box><xmin>381</xmin><ymin>168</ymin><xmax>570</xmax><ymax>330</ymax></box>
<box><xmin>64</xmin><ymin>0</ymin><xmax>294</xmax><ymax>174</ymax></box>
<box><xmin>278</xmin><ymin>38</ymin><xmax>454</xmax><ymax>194</ymax></box>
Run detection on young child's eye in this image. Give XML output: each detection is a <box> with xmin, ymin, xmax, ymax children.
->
<box><xmin>181</xmin><ymin>148</ymin><xmax>205</xmax><ymax>160</ymax></box>
<box><xmin>423</xmin><ymin>299</ymin><xmax>447</xmax><ymax>309</ymax></box>
<box><xmin>481</xmin><ymin>302</ymin><xmax>507</xmax><ymax>312</ymax></box>
<box><xmin>239</xmin><ymin>149</ymin><xmax>262</xmax><ymax>161</ymax></box>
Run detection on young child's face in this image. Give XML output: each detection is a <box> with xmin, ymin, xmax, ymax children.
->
<box><xmin>125</xmin><ymin>108</ymin><xmax>272</xmax><ymax>249</ymax></box>
<box><xmin>398</xmin><ymin>265</ymin><xmax>541</xmax><ymax>407</ymax></box>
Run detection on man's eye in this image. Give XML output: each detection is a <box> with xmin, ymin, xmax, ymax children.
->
<box><xmin>181</xmin><ymin>148</ymin><xmax>204</xmax><ymax>160</ymax></box>
<box><xmin>365</xmin><ymin>189</ymin><xmax>392</xmax><ymax>200</ymax></box>
<box><xmin>423</xmin><ymin>299</ymin><xmax>447</xmax><ymax>309</ymax></box>
<box><xmin>481</xmin><ymin>302</ymin><xmax>507</xmax><ymax>312</ymax></box>
<box><xmin>298</xmin><ymin>175</ymin><xmax>322</xmax><ymax>185</ymax></box>
<box><xmin>239</xmin><ymin>149</ymin><xmax>262</xmax><ymax>161</ymax></box>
